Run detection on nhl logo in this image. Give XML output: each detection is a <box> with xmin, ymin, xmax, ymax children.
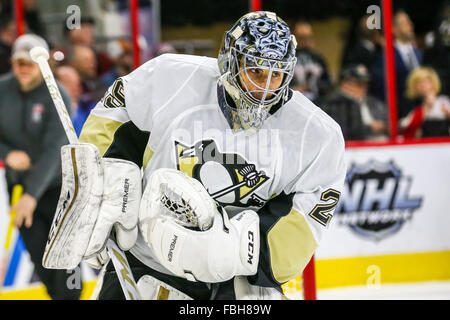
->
<box><xmin>335</xmin><ymin>160</ymin><xmax>422</xmax><ymax>241</ymax></box>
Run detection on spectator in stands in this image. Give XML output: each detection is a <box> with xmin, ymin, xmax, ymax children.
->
<box><xmin>423</xmin><ymin>15</ymin><xmax>450</xmax><ymax>96</ymax></box>
<box><xmin>69</xmin><ymin>44</ymin><xmax>106</xmax><ymax>104</ymax></box>
<box><xmin>152</xmin><ymin>41</ymin><xmax>177</xmax><ymax>57</ymax></box>
<box><xmin>47</xmin><ymin>48</ymin><xmax>66</xmax><ymax>72</ymax></box>
<box><xmin>341</xmin><ymin>15</ymin><xmax>385</xmax><ymax>72</ymax></box>
<box><xmin>0</xmin><ymin>0</ymin><xmax>45</xmax><ymax>38</ymax></box>
<box><xmin>63</xmin><ymin>16</ymin><xmax>113</xmax><ymax>76</ymax></box>
<box><xmin>65</xmin><ymin>16</ymin><xmax>95</xmax><ymax>47</ymax></box>
<box><xmin>0</xmin><ymin>16</ymin><xmax>16</xmax><ymax>75</ymax></box>
<box><xmin>56</xmin><ymin>65</ymin><xmax>94</xmax><ymax>136</ymax></box>
<box><xmin>0</xmin><ymin>34</ymin><xmax>81</xmax><ymax>299</ymax></box>
<box><xmin>400</xmin><ymin>67</ymin><xmax>450</xmax><ymax>138</ymax></box>
<box><xmin>102</xmin><ymin>40</ymin><xmax>176</xmax><ymax>88</ymax></box>
<box><xmin>370</xmin><ymin>10</ymin><xmax>423</xmax><ymax>119</ymax></box>
<box><xmin>22</xmin><ymin>0</ymin><xmax>46</xmax><ymax>38</ymax></box>
<box><xmin>290</xmin><ymin>19</ymin><xmax>332</xmax><ymax>103</ymax></box>
<box><xmin>102</xmin><ymin>39</ymin><xmax>135</xmax><ymax>88</ymax></box>
<box><xmin>321</xmin><ymin>64</ymin><xmax>389</xmax><ymax>141</ymax></box>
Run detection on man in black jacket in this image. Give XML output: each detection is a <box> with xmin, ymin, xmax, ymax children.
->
<box><xmin>0</xmin><ymin>34</ymin><xmax>81</xmax><ymax>299</ymax></box>
<box><xmin>320</xmin><ymin>64</ymin><xmax>389</xmax><ymax>141</ymax></box>
<box><xmin>423</xmin><ymin>15</ymin><xmax>450</xmax><ymax>97</ymax></box>
<box><xmin>290</xmin><ymin>20</ymin><xmax>332</xmax><ymax>104</ymax></box>
<box><xmin>0</xmin><ymin>16</ymin><xmax>16</xmax><ymax>75</ymax></box>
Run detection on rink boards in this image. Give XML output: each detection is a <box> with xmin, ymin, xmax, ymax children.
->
<box><xmin>315</xmin><ymin>139</ymin><xmax>450</xmax><ymax>288</ymax></box>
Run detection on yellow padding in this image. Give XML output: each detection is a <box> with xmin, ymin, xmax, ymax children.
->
<box><xmin>142</xmin><ymin>146</ymin><xmax>154</xmax><ymax>170</ymax></box>
<box><xmin>0</xmin><ymin>281</ymin><xmax>97</xmax><ymax>300</ymax></box>
<box><xmin>3</xmin><ymin>251</ymin><xmax>449</xmax><ymax>299</ymax></box>
<box><xmin>315</xmin><ymin>251</ymin><xmax>450</xmax><ymax>289</ymax></box>
<box><xmin>4</xmin><ymin>185</ymin><xmax>23</xmax><ymax>250</ymax></box>
<box><xmin>268</xmin><ymin>209</ymin><xmax>317</xmax><ymax>283</ymax></box>
<box><xmin>79</xmin><ymin>114</ymin><xmax>124</xmax><ymax>156</ymax></box>
<box><xmin>282</xmin><ymin>275</ymin><xmax>303</xmax><ymax>296</ymax></box>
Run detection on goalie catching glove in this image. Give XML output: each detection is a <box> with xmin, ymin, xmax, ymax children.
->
<box><xmin>42</xmin><ymin>143</ymin><xmax>142</xmax><ymax>269</ymax></box>
<box><xmin>139</xmin><ymin>168</ymin><xmax>260</xmax><ymax>283</ymax></box>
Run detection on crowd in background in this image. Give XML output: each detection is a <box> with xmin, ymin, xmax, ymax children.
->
<box><xmin>0</xmin><ymin>1</ymin><xmax>449</xmax><ymax>141</ymax></box>
<box><xmin>291</xmin><ymin>3</ymin><xmax>450</xmax><ymax>141</ymax></box>
<box><xmin>0</xmin><ymin>1</ymin><xmax>179</xmax><ymax>299</ymax></box>
<box><xmin>0</xmin><ymin>0</ymin><xmax>448</xmax><ymax>300</ymax></box>
<box><xmin>0</xmin><ymin>0</ymin><xmax>177</xmax><ymax>137</ymax></box>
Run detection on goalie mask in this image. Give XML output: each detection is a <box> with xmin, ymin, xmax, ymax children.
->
<box><xmin>218</xmin><ymin>11</ymin><xmax>297</xmax><ymax>130</ymax></box>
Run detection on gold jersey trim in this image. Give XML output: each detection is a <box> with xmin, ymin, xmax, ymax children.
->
<box><xmin>79</xmin><ymin>114</ymin><xmax>125</xmax><ymax>156</ymax></box>
<box><xmin>268</xmin><ymin>208</ymin><xmax>318</xmax><ymax>283</ymax></box>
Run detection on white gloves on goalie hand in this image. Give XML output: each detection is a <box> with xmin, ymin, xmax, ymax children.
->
<box><xmin>143</xmin><ymin>207</ymin><xmax>260</xmax><ymax>283</ymax></box>
<box><xmin>43</xmin><ymin>148</ymin><xmax>260</xmax><ymax>284</ymax></box>
<box><xmin>139</xmin><ymin>169</ymin><xmax>260</xmax><ymax>283</ymax></box>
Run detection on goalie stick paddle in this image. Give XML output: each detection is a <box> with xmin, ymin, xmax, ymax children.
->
<box><xmin>30</xmin><ymin>46</ymin><xmax>141</xmax><ymax>300</ymax></box>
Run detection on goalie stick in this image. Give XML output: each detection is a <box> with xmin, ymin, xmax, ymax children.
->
<box><xmin>30</xmin><ymin>46</ymin><xmax>141</xmax><ymax>300</ymax></box>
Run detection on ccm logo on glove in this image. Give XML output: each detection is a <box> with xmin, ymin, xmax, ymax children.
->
<box><xmin>248</xmin><ymin>231</ymin><xmax>255</xmax><ymax>265</ymax></box>
<box><xmin>47</xmin><ymin>190</ymin><xmax>71</xmax><ymax>246</ymax></box>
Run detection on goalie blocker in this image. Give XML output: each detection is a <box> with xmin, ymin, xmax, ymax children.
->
<box><xmin>43</xmin><ymin>143</ymin><xmax>142</xmax><ymax>269</ymax></box>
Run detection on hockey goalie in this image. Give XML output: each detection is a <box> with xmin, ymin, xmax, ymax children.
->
<box><xmin>43</xmin><ymin>11</ymin><xmax>346</xmax><ymax>300</ymax></box>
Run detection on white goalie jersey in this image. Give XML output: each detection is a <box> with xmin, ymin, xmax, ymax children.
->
<box><xmin>79</xmin><ymin>53</ymin><xmax>346</xmax><ymax>288</ymax></box>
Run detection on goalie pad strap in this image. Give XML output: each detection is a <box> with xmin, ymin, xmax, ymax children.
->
<box><xmin>234</xmin><ymin>276</ymin><xmax>283</xmax><ymax>300</ymax></box>
<box><xmin>136</xmin><ymin>274</ymin><xmax>193</xmax><ymax>300</ymax></box>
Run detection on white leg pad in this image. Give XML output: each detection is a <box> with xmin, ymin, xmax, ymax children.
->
<box><xmin>137</xmin><ymin>275</ymin><xmax>193</xmax><ymax>300</ymax></box>
<box><xmin>43</xmin><ymin>143</ymin><xmax>103</xmax><ymax>269</ymax></box>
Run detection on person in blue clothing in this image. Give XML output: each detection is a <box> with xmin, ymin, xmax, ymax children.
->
<box><xmin>56</xmin><ymin>65</ymin><xmax>96</xmax><ymax>136</ymax></box>
<box><xmin>101</xmin><ymin>39</ymin><xmax>135</xmax><ymax>88</ymax></box>
<box><xmin>370</xmin><ymin>10</ymin><xmax>423</xmax><ymax>119</ymax></box>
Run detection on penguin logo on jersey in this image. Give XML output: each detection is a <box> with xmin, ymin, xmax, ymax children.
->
<box><xmin>174</xmin><ymin>139</ymin><xmax>269</xmax><ymax>207</ymax></box>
